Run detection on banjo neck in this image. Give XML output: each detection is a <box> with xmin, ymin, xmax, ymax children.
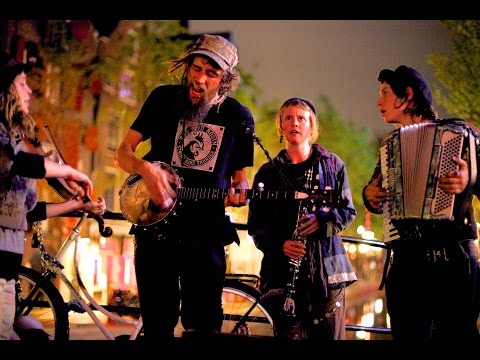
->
<box><xmin>119</xmin><ymin>161</ymin><xmax>337</xmax><ymax>227</ymax></box>
<box><xmin>177</xmin><ymin>188</ymin><xmax>308</xmax><ymax>201</ymax></box>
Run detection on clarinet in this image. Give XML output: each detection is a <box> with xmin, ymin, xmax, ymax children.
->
<box><xmin>282</xmin><ymin>202</ymin><xmax>309</xmax><ymax>318</ymax></box>
<box><xmin>282</xmin><ymin>168</ymin><xmax>315</xmax><ymax>318</ymax></box>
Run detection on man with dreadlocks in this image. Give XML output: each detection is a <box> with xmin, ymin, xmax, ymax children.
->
<box><xmin>115</xmin><ymin>34</ymin><xmax>254</xmax><ymax>341</ymax></box>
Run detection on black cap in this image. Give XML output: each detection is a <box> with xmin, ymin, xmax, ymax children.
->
<box><xmin>0</xmin><ymin>52</ymin><xmax>30</xmax><ymax>93</ymax></box>
<box><xmin>281</xmin><ymin>97</ymin><xmax>317</xmax><ymax>115</ymax></box>
<box><xmin>378</xmin><ymin>65</ymin><xmax>432</xmax><ymax>107</ymax></box>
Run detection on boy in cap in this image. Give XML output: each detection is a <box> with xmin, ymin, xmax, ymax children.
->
<box><xmin>0</xmin><ymin>52</ymin><xmax>105</xmax><ymax>340</ymax></box>
<box><xmin>363</xmin><ymin>65</ymin><xmax>480</xmax><ymax>340</ymax></box>
<box><xmin>115</xmin><ymin>34</ymin><xmax>254</xmax><ymax>340</ymax></box>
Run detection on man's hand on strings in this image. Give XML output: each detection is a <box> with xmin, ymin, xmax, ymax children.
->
<box><xmin>142</xmin><ymin>162</ymin><xmax>177</xmax><ymax>211</ymax></box>
<box><xmin>224</xmin><ymin>187</ymin><xmax>248</xmax><ymax>207</ymax></box>
<box><xmin>224</xmin><ymin>169</ymin><xmax>249</xmax><ymax>207</ymax></box>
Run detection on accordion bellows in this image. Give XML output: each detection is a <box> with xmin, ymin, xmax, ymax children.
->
<box><xmin>380</xmin><ymin>123</ymin><xmax>469</xmax><ymax>242</ymax></box>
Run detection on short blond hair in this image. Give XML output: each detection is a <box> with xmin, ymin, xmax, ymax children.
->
<box><xmin>275</xmin><ymin>97</ymin><xmax>319</xmax><ymax>143</ymax></box>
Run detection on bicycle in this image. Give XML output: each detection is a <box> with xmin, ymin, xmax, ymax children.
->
<box><xmin>218</xmin><ymin>237</ymin><xmax>393</xmax><ymax>339</ymax></box>
<box><xmin>221</xmin><ymin>273</ymin><xmax>275</xmax><ymax>336</ymax></box>
<box><xmin>17</xmin><ymin>211</ymin><xmax>390</xmax><ymax>340</ymax></box>
<box><xmin>16</xmin><ymin>211</ymin><xmax>275</xmax><ymax>340</ymax></box>
<box><xmin>16</xmin><ymin>212</ymin><xmax>144</xmax><ymax>340</ymax></box>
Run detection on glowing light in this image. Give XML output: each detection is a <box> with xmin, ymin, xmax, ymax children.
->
<box><xmin>79</xmin><ymin>237</ymin><xmax>91</xmax><ymax>245</ymax></box>
<box><xmin>357</xmin><ymin>225</ymin><xmax>365</xmax><ymax>235</ymax></box>
<box><xmin>358</xmin><ymin>244</ymin><xmax>370</xmax><ymax>254</ymax></box>
<box><xmin>124</xmin><ymin>257</ymin><xmax>131</xmax><ymax>285</ymax></box>
<box><xmin>357</xmin><ymin>225</ymin><xmax>376</xmax><ymax>240</ymax></box>
<box><xmin>374</xmin><ymin>298</ymin><xmax>383</xmax><ymax>313</ymax></box>
<box><xmin>360</xmin><ymin>312</ymin><xmax>374</xmax><ymax>327</ymax></box>
<box><xmin>362</xmin><ymin>230</ymin><xmax>375</xmax><ymax>240</ymax></box>
<box><xmin>355</xmin><ymin>330</ymin><xmax>367</xmax><ymax>339</ymax></box>
<box><xmin>348</xmin><ymin>244</ymin><xmax>357</xmax><ymax>253</ymax></box>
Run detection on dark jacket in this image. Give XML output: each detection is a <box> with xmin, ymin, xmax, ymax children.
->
<box><xmin>248</xmin><ymin>144</ymin><xmax>357</xmax><ymax>293</ymax></box>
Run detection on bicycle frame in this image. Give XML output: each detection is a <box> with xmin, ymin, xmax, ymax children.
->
<box><xmin>23</xmin><ymin>212</ymin><xmax>143</xmax><ymax>340</ymax></box>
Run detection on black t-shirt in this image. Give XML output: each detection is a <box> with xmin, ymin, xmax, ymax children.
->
<box><xmin>130</xmin><ymin>85</ymin><xmax>254</xmax><ymax>225</ymax></box>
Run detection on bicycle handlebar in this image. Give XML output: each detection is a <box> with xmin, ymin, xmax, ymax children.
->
<box><xmin>59</xmin><ymin>210</ymin><xmax>116</xmax><ymax>237</ymax></box>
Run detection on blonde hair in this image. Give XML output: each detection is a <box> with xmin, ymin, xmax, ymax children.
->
<box><xmin>0</xmin><ymin>82</ymin><xmax>36</xmax><ymax>139</ymax></box>
<box><xmin>275</xmin><ymin>98</ymin><xmax>319</xmax><ymax>143</ymax></box>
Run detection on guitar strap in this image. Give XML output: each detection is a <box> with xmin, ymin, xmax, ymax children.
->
<box><xmin>274</xmin><ymin>158</ymin><xmax>298</xmax><ymax>191</ymax></box>
<box><xmin>245</xmin><ymin>130</ymin><xmax>297</xmax><ymax>191</ymax></box>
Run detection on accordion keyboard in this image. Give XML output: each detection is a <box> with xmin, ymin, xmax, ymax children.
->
<box><xmin>380</xmin><ymin>142</ymin><xmax>400</xmax><ymax>243</ymax></box>
<box><xmin>377</xmin><ymin>123</ymin><xmax>468</xmax><ymax>243</ymax></box>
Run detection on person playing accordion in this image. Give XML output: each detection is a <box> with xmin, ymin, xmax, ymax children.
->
<box><xmin>363</xmin><ymin>65</ymin><xmax>480</xmax><ymax>341</ymax></box>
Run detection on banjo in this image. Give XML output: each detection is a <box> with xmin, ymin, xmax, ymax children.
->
<box><xmin>119</xmin><ymin>161</ymin><xmax>336</xmax><ymax>227</ymax></box>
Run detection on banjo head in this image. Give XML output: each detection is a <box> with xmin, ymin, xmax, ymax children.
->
<box><xmin>119</xmin><ymin>161</ymin><xmax>181</xmax><ymax>226</ymax></box>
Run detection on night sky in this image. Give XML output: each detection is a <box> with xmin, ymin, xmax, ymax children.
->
<box><xmin>190</xmin><ymin>20</ymin><xmax>451</xmax><ymax>140</ymax></box>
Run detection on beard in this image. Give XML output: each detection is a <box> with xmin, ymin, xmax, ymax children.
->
<box><xmin>183</xmin><ymin>98</ymin><xmax>211</xmax><ymax>124</ymax></box>
<box><xmin>177</xmin><ymin>84</ymin><xmax>212</xmax><ymax>124</ymax></box>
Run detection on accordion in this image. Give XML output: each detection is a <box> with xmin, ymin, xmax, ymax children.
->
<box><xmin>379</xmin><ymin>122</ymin><xmax>474</xmax><ymax>242</ymax></box>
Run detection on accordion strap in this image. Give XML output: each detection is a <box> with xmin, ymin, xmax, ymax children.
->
<box><xmin>378</xmin><ymin>246</ymin><xmax>392</xmax><ymax>291</ymax></box>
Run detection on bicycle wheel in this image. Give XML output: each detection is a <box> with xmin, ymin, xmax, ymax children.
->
<box><xmin>17</xmin><ymin>266</ymin><xmax>69</xmax><ymax>340</ymax></box>
<box><xmin>222</xmin><ymin>280</ymin><xmax>275</xmax><ymax>336</ymax></box>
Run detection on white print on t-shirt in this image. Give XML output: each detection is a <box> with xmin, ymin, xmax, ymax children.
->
<box><xmin>171</xmin><ymin>119</ymin><xmax>224</xmax><ymax>172</ymax></box>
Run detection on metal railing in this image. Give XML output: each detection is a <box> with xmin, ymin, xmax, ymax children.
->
<box><xmin>59</xmin><ymin>210</ymin><xmax>391</xmax><ymax>337</ymax></box>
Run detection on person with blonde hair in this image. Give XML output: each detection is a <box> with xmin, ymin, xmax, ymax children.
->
<box><xmin>248</xmin><ymin>97</ymin><xmax>357</xmax><ymax>340</ymax></box>
<box><xmin>0</xmin><ymin>52</ymin><xmax>105</xmax><ymax>340</ymax></box>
